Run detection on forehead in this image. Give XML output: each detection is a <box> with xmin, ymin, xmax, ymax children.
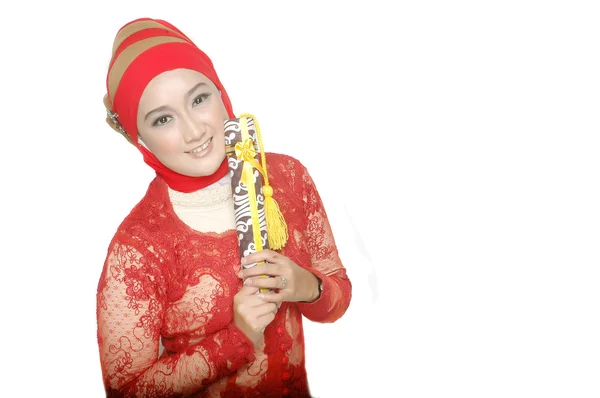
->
<box><xmin>139</xmin><ymin>68</ymin><xmax>215</xmax><ymax>106</ymax></box>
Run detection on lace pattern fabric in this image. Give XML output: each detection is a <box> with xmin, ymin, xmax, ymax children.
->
<box><xmin>97</xmin><ymin>153</ymin><xmax>352</xmax><ymax>397</ymax></box>
<box><xmin>167</xmin><ymin>175</ymin><xmax>233</xmax><ymax>208</ymax></box>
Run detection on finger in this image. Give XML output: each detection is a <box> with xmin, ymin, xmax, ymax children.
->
<box><xmin>245</xmin><ymin>275</ymin><xmax>285</xmax><ymax>290</ymax></box>
<box><xmin>257</xmin><ymin>311</ymin><xmax>276</xmax><ymax>330</ymax></box>
<box><xmin>257</xmin><ymin>291</ymin><xmax>284</xmax><ymax>305</ymax></box>
<box><xmin>240</xmin><ymin>263</ymin><xmax>281</xmax><ymax>280</ymax></box>
<box><xmin>241</xmin><ymin>249</ymin><xmax>279</xmax><ymax>267</ymax></box>
<box><xmin>240</xmin><ymin>291</ymin><xmax>274</xmax><ymax>308</ymax></box>
<box><xmin>254</xmin><ymin>302</ymin><xmax>279</xmax><ymax>317</ymax></box>
<box><xmin>237</xmin><ymin>285</ymin><xmax>260</xmax><ymax>296</ymax></box>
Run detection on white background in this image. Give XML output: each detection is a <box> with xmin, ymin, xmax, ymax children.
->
<box><xmin>1</xmin><ymin>1</ymin><xmax>599</xmax><ymax>397</ymax></box>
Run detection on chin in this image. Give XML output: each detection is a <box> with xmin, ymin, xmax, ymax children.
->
<box><xmin>191</xmin><ymin>159</ymin><xmax>226</xmax><ymax>178</ymax></box>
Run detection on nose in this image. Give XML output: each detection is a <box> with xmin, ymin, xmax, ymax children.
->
<box><xmin>181</xmin><ymin>113</ymin><xmax>206</xmax><ymax>144</ymax></box>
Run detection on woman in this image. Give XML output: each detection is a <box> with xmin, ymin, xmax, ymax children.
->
<box><xmin>96</xmin><ymin>17</ymin><xmax>351</xmax><ymax>397</ymax></box>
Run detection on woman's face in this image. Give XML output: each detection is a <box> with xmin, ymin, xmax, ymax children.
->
<box><xmin>137</xmin><ymin>68</ymin><xmax>229</xmax><ymax>177</ymax></box>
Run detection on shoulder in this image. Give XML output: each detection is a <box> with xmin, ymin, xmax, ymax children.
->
<box><xmin>265</xmin><ymin>152</ymin><xmax>309</xmax><ymax>180</ymax></box>
<box><xmin>111</xmin><ymin>177</ymin><xmax>169</xmax><ymax>246</ymax></box>
<box><xmin>264</xmin><ymin>152</ymin><xmax>317</xmax><ymax>203</ymax></box>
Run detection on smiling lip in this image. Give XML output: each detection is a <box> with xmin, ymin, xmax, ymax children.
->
<box><xmin>186</xmin><ymin>137</ymin><xmax>212</xmax><ymax>158</ymax></box>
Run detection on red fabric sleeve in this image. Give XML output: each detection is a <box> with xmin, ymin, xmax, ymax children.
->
<box><xmin>96</xmin><ymin>237</ymin><xmax>255</xmax><ymax>397</ymax></box>
<box><xmin>294</xmin><ymin>163</ymin><xmax>352</xmax><ymax>323</ymax></box>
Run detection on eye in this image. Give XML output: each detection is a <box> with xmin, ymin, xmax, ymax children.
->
<box><xmin>152</xmin><ymin>115</ymin><xmax>172</xmax><ymax>127</ymax></box>
<box><xmin>193</xmin><ymin>93</ymin><xmax>210</xmax><ymax>106</ymax></box>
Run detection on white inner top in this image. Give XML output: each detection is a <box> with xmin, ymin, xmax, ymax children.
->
<box><xmin>167</xmin><ymin>174</ymin><xmax>236</xmax><ymax>233</ymax></box>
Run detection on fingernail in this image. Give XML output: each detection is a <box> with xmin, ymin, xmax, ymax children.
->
<box><xmin>257</xmin><ymin>293</ymin><xmax>264</xmax><ymax>300</ymax></box>
<box><xmin>241</xmin><ymin>257</ymin><xmax>247</xmax><ymax>265</ymax></box>
<box><xmin>237</xmin><ymin>271</ymin><xmax>243</xmax><ymax>278</ymax></box>
<box><xmin>244</xmin><ymin>278</ymin><xmax>252</xmax><ymax>286</ymax></box>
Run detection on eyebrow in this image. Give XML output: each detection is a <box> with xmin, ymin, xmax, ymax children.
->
<box><xmin>144</xmin><ymin>82</ymin><xmax>209</xmax><ymax>121</ymax></box>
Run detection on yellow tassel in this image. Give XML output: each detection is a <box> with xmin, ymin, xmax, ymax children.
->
<box><xmin>238</xmin><ymin>113</ymin><xmax>288</xmax><ymax>250</ymax></box>
<box><xmin>262</xmin><ymin>185</ymin><xmax>288</xmax><ymax>250</ymax></box>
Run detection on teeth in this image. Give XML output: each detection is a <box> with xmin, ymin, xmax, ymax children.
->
<box><xmin>190</xmin><ymin>138</ymin><xmax>211</xmax><ymax>153</ymax></box>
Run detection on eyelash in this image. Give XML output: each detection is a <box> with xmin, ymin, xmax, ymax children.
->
<box><xmin>193</xmin><ymin>93</ymin><xmax>210</xmax><ymax>106</ymax></box>
<box><xmin>152</xmin><ymin>93</ymin><xmax>211</xmax><ymax>127</ymax></box>
<box><xmin>153</xmin><ymin>116</ymin><xmax>172</xmax><ymax>127</ymax></box>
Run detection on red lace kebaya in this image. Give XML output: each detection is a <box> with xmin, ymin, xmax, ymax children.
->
<box><xmin>97</xmin><ymin>153</ymin><xmax>352</xmax><ymax>397</ymax></box>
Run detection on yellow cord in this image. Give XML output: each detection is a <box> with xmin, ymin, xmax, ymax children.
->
<box><xmin>238</xmin><ymin>113</ymin><xmax>288</xmax><ymax>250</ymax></box>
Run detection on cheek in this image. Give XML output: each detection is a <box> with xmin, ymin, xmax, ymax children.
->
<box><xmin>213</xmin><ymin>95</ymin><xmax>229</xmax><ymax>121</ymax></box>
<box><xmin>143</xmin><ymin>129</ymin><xmax>182</xmax><ymax>155</ymax></box>
<box><xmin>210</xmin><ymin>103</ymin><xmax>228</xmax><ymax>136</ymax></box>
<box><xmin>220</xmin><ymin>99</ymin><xmax>229</xmax><ymax>120</ymax></box>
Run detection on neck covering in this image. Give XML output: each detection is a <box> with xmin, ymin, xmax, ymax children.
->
<box><xmin>104</xmin><ymin>18</ymin><xmax>232</xmax><ymax>192</ymax></box>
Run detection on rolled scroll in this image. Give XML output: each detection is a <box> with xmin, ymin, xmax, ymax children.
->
<box><xmin>224</xmin><ymin>114</ymin><xmax>288</xmax><ymax>292</ymax></box>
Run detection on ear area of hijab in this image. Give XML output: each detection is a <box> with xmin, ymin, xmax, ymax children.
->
<box><xmin>103</xmin><ymin>94</ymin><xmax>135</xmax><ymax>145</ymax></box>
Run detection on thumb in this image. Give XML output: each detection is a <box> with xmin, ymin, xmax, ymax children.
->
<box><xmin>238</xmin><ymin>285</ymin><xmax>260</xmax><ymax>296</ymax></box>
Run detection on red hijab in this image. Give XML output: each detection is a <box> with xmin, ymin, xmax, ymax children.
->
<box><xmin>104</xmin><ymin>18</ymin><xmax>232</xmax><ymax>192</ymax></box>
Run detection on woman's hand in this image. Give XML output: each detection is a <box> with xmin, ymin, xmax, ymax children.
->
<box><xmin>233</xmin><ymin>285</ymin><xmax>278</xmax><ymax>348</ymax></box>
<box><xmin>238</xmin><ymin>249</ymin><xmax>321</xmax><ymax>305</ymax></box>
